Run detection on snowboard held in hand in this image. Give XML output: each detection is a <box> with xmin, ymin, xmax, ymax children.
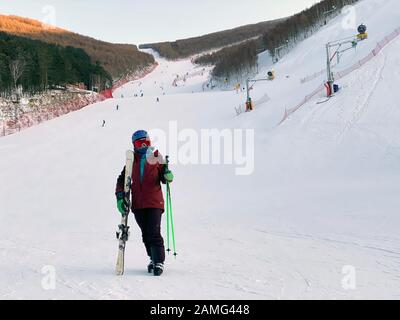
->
<box><xmin>115</xmin><ymin>150</ymin><xmax>134</xmax><ymax>276</ymax></box>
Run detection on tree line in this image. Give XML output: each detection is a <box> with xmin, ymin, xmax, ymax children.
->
<box><xmin>0</xmin><ymin>32</ymin><xmax>112</xmax><ymax>97</ymax></box>
<box><xmin>139</xmin><ymin>19</ymin><xmax>280</xmax><ymax>60</ymax></box>
<box><xmin>194</xmin><ymin>40</ymin><xmax>258</xmax><ymax>80</ymax></box>
<box><xmin>0</xmin><ymin>15</ymin><xmax>155</xmax><ymax>79</ymax></box>
<box><xmin>262</xmin><ymin>0</ymin><xmax>360</xmax><ymax>59</ymax></box>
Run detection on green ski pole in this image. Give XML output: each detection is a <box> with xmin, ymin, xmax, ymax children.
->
<box><xmin>167</xmin><ymin>182</ymin><xmax>177</xmax><ymax>257</ymax></box>
<box><xmin>165</xmin><ymin>156</ymin><xmax>177</xmax><ymax>257</ymax></box>
<box><xmin>166</xmin><ymin>179</ymin><xmax>171</xmax><ymax>255</ymax></box>
<box><xmin>165</xmin><ymin>156</ymin><xmax>171</xmax><ymax>254</ymax></box>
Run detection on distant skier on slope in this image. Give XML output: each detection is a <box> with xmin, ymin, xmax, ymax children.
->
<box><xmin>115</xmin><ymin>130</ymin><xmax>174</xmax><ymax>276</ymax></box>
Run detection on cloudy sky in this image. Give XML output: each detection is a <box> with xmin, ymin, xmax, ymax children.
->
<box><xmin>0</xmin><ymin>0</ymin><xmax>321</xmax><ymax>44</ymax></box>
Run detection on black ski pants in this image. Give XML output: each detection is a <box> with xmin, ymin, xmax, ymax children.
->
<box><xmin>133</xmin><ymin>208</ymin><xmax>165</xmax><ymax>264</ymax></box>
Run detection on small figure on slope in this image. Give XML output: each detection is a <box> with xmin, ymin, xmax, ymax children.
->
<box><xmin>115</xmin><ymin>130</ymin><xmax>174</xmax><ymax>276</ymax></box>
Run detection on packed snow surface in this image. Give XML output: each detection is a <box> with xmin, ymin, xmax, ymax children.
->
<box><xmin>1</xmin><ymin>0</ymin><xmax>400</xmax><ymax>299</ymax></box>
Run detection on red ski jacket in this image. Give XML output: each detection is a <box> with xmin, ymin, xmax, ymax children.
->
<box><xmin>116</xmin><ymin>150</ymin><xmax>167</xmax><ymax>212</ymax></box>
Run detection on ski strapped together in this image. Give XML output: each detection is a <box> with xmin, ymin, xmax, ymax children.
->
<box><xmin>115</xmin><ymin>150</ymin><xmax>134</xmax><ymax>276</ymax></box>
<box><xmin>165</xmin><ymin>155</ymin><xmax>177</xmax><ymax>257</ymax></box>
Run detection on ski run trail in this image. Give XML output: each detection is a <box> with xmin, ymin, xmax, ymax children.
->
<box><xmin>1</xmin><ymin>0</ymin><xmax>400</xmax><ymax>299</ymax></box>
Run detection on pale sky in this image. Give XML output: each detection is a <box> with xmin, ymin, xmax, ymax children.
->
<box><xmin>0</xmin><ymin>0</ymin><xmax>321</xmax><ymax>45</ymax></box>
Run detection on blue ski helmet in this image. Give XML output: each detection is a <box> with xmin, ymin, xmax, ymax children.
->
<box><xmin>132</xmin><ymin>130</ymin><xmax>149</xmax><ymax>143</ymax></box>
<box><xmin>132</xmin><ymin>130</ymin><xmax>151</xmax><ymax>151</ymax></box>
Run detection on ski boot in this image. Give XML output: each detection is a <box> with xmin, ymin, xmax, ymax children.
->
<box><xmin>153</xmin><ymin>263</ymin><xmax>164</xmax><ymax>276</ymax></box>
<box><xmin>147</xmin><ymin>261</ymin><xmax>155</xmax><ymax>274</ymax></box>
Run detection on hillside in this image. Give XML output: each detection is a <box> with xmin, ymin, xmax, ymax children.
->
<box><xmin>139</xmin><ymin>19</ymin><xmax>283</xmax><ymax>59</ymax></box>
<box><xmin>0</xmin><ymin>32</ymin><xmax>112</xmax><ymax>95</ymax></box>
<box><xmin>193</xmin><ymin>0</ymin><xmax>361</xmax><ymax>82</ymax></box>
<box><xmin>0</xmin><ymin>14</ymin><xmax>155</xmax><ymax>79</ymax></box>
<box><xmin>144</xmin><ymin>0</ymin><xmax>360</xmax><ymax>81</ymax></box>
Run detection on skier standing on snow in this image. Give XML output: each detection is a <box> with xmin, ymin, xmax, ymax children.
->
<box><xmin>115</xmin><ymin>130</ymin><xmax>174</xmax><ymax>276</ymax></box>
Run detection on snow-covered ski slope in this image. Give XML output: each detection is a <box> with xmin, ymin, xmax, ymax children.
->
<box><xmin>1</xmin><ymin>0</ymin><xmax>400</xmax><ymax>299</ymax></box>
<box><xmin>113</xmin><ymin>50</ymin><xmax>213</xmax><ymax>98</ymax></box>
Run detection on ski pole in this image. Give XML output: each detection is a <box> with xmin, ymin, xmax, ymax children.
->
<box><xmin>166</xmin><ymin>180</ymin><xmax>171</xmax><ymax>254</ymax></box>
<box><xmin>167</xmin><ymin>182</ymin><xmax>177</xmax><ymax>257</ymax></box>
<box><xmin>165</xmin><ymin>156</ymin><xmax>171</xmax><ymax>254</ymax></box>
<box><xmin>165</xmin><ymin>156</ymin><xmax>177</xmax><ymax>257</ymax></box>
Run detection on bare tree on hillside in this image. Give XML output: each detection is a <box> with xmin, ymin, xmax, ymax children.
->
<box><xmin>9</xmin><ymin>58</ymin><xmax>27</xmax><ymax>91</ymax></box>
